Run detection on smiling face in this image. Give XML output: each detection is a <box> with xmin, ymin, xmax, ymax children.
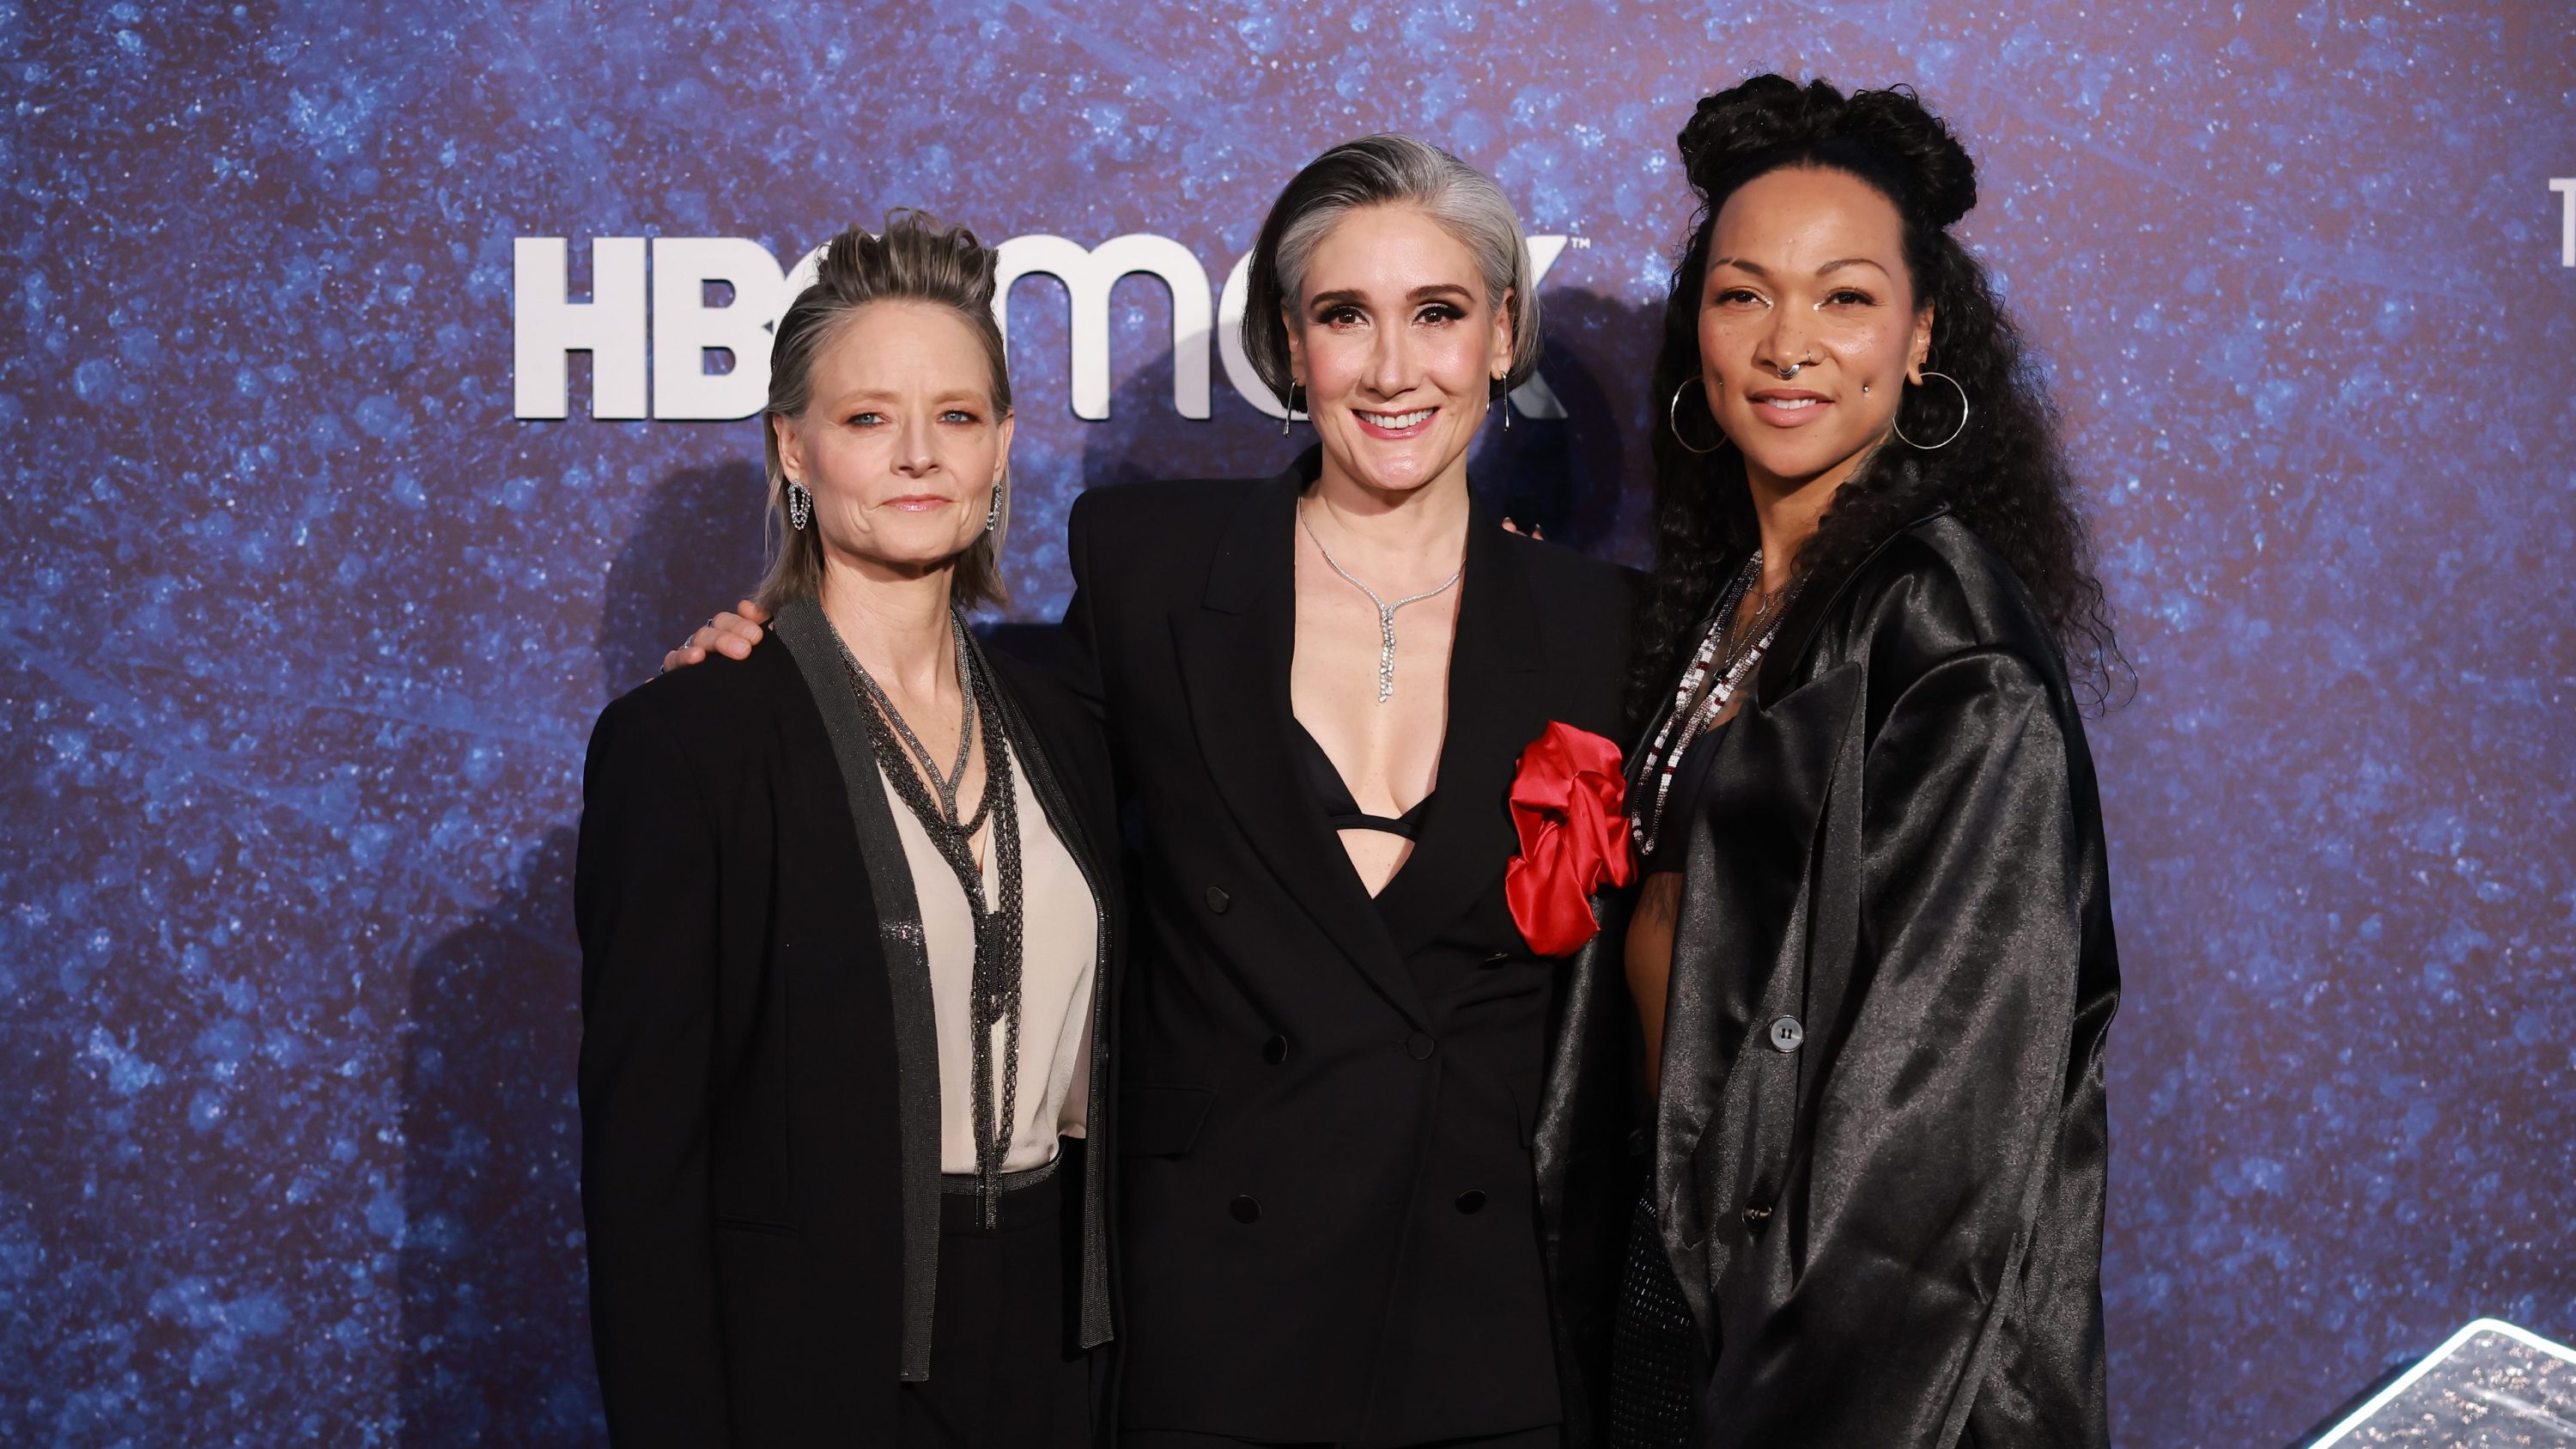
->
<box><xmin>1696</xmin><ymin>165</ymin><xmax>1932</xmax><ymax>496</ymax></box>
<box><xmin>1284</xmin><ymin>204</ymin><xmax>1514</xmax><ymax>499</ymax></box>
<box><xmin>772</xmin><ymin>299</ymin><xmax>1012</xmax><ymax>581</ymax></box>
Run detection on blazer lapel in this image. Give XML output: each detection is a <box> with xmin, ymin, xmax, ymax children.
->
<box><xmin>1652</xmin><ymin>655</ymin><xmax>1862</xmax><ymax>1336</ymax></box>
<box><xmin>1172</xmin><ymin>458</ymin><xmax>1428</xmax><ymax>1027</ymax></box>
<box><xmin>769</xmin><ymin>598</ymin><xmax>944</xmax><ymax>1382</ymax></box>
<box><xmin>1755</xmin><ymin>489</ymin><xmax>1951</xmax><ymax>710</ymax></box>
<box><xmin>1373</xmin><ymin>500</ymin><xmax>1559</xmax><ymax>959</ymax></box>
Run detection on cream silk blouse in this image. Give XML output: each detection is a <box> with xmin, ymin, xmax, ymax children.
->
<box><xmin>877</xmin><ymin>742</ymin><xmax>1098</xmax><ymax>1174</ymax></box>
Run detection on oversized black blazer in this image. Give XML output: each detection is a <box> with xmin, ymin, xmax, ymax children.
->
<box><xmin>1540</xmin><ymin>508</ymin><xmax>2119</xmax><ymax>1449</ymax></box>
<box><xmin>574</xmin><ymin>597</ymin><xmax>1123</xmax><ymax>1446</ymax></box>
<box><xmin>1060</xmin><ymin>450</ymin><xmax>1635</xmax><ymax>1444</ymax></box>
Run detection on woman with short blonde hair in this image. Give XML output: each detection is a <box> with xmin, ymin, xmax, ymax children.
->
<box><xmin>579</xmin><ymin>212</ymin><xmax>1120</xmax><ymax>1447</ymax></box>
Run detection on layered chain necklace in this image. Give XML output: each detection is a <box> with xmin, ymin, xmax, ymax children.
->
<box><xmin>1298</xmin><ymin>502</ymin><xmax>1464</xmax><ymax>704</ymax></box>
<box><xmin>1630</xmin><ymin>553</ymin><xmax>1801</xmax><ymax>858</ymax></box>
<box><xmin>834</xmin><ymin>611</ymin><xmax>1026</xmax><ymax>1227</ymax></box>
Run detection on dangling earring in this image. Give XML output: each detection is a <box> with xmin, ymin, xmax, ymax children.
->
<box><xmin>1667</xmin><ymin>379</ymin><xmax>1725</xmax><ymax>455</ymax></box>
<box><xmin>1495</xmin><ymin>374</ymin><xmax>1511</xmax><ymax>432</ymax></box>
<box><xmin>1893</xmin><ymin>370</ymin><xmax>1971</xmax><ymax>451</ymax></box>
<box><xmin>983</xmin><ymin>481</ymin><xmax>1003</xmax><ymax>533</ymax></box>
<box><xmin>1280</xmin><ymin>381</ymin><xmax>1302</xmax><ymax>438</ymax></box>
<box><xmin>787</xmin><ymin>479</ymin><xmax>812</xmax><ymax>531</ymax></box>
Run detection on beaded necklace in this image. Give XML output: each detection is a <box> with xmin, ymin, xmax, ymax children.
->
<box><xmin>1630</xmin><ymin>554</ymin><xmax>1800</xmax><ymax>858</ymax></box>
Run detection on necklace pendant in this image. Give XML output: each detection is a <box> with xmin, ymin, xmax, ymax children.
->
<box><xmin>1376</xmin><ymin>606</ymin><xmax>1399</xmax><ymax>703</ymax></box>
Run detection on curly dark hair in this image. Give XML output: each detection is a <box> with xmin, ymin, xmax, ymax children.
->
<box><xmin>1630</xmin><ymin>75</ymin><xmax>2125</xmax><ymax>721</ymax></box>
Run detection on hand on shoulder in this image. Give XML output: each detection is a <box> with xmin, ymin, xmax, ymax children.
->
<box><xmin>661</xmin><ymin>599</ymin><xmax>769</xmax><ymax>674</ymax></box>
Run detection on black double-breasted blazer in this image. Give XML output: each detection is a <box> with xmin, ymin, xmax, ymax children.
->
<box><xmin>1060</xmin><ymin>451</ymin><xmax>1634</xmax><ymax>1444</ymax></box>
<box><xmin>574</xmin><ymin>598</ymin><xmax>1123</xmax><ymax>1446</ymax></box>
<box><xmin>1538</xmin><ymin>508</ymin><xmax>2119</xmax><ymax>1449</ymax></box>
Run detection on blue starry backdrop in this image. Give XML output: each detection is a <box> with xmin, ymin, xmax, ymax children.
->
<box><xmin>4</xmin><ymin>0</ymin><xmax>2571</xmax><ymax>1444</ymax></box>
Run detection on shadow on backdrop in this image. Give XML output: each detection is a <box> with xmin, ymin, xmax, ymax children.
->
<box><xmin>1468</xmin><ymin>287</ymin><xmax>1658</xmax><ymax>559</ymax></box>
<box><xmin>396</xmin><ymin>460</ymin><xmax>769</xmax><ymax>1446</ymax></box>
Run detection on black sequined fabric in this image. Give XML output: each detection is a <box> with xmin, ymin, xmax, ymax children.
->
<box><xmin>1608</xmin><ymin>1192</ymin><xmax>1698</xmax><ymax>1449</ymax></box>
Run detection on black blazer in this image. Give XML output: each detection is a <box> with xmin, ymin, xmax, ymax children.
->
<box><xmin>574</xmin><ymin>597</ymin><xmax>1123</xmax><ymax>1446</ymax></box>
<box><xmin>1540</xmin><ymin>508</ymin><xmax>2118</xmax><ymax>1449</ymax></box>
<box><xmin>1061</xmin><ymin>451</ymin><xmax>1631</xmax><ymax>1444</ymax></box>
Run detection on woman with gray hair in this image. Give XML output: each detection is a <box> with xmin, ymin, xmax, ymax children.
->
<box><xmin>676</xmin><ymin>137</ymin><xmax>1634</xmax><ymax>1446</ymax></box>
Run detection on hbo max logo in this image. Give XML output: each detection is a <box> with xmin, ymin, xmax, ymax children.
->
<box><xmin>511</xmin><ymin>233</ymin><xmax>1577</xmax><ymax>424</ymax></box>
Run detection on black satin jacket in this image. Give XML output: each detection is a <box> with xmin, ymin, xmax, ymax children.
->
<box><xmin>1537</xmin><ymin>509</ymin><xmax>2119</xmax><ymax>1449</ymax></box>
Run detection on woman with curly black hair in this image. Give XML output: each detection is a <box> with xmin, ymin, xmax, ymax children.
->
<box><xmin>1534</xmin><ymin>76</ymin><xmax>2124</xmax><ymax>1449</ymax></box>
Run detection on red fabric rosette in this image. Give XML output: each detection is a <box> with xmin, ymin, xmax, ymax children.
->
<box><xmin>1503</xmin><ymin>721</ymin><xmax>1636</xmax><ymax>957</ymax></box>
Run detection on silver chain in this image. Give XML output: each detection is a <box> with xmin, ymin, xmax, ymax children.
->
<box><xmin>832</xmin><ymin>611</ymin><xmax>1024</xmax><ymax>1226</ymax></box>
<box><xmin>838</xmin><ymin>615</ymin><xmax>984</xmax><ymax>832</ymax></box>
<box><xmin>1297</xmin><ymin>502</ymin><xmax>1464</xmax><ymax>704</ymax></box>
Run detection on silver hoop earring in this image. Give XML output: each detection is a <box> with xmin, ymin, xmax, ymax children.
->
<box><xmin>983</xmin><ymin>482</ymin><xmax>1002</xmax><ymax>533</ymax></box>
<box><xmin>1667</xmin><ymin>379</ymin><xmax>1724</xmax><ymax>456</ymax></box>
<box><xmin>787</xmin><ymin>480</ymin><xmax>812</xmax><ymax>531</ymax></box>
<box><xmin>1280</xmin><ymin>382</ymin><xmax>1302</xmax><ymax>438</ymax></box>
<box><xmin>1893</xmin><ymin>370</ymin><xmax>1970</xmax><ymax>451</ymax></box>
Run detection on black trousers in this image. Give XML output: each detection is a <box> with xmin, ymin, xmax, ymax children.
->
<box><xmin>1606</xmin><ymin>1192</ymin><xmax>1699</xmax><ymax>1449</ymax></box>
<box><xmin>897</xmin><ymin>1156</ymin><xmax>1095</xmax><ymax>1448</ymax></box>
<box><xmin>1123</xmin><ymin>1425</ymin><xmax>1561</xmax><ymax>1448</ymax></box>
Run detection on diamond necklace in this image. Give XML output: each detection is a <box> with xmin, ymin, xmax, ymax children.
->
<box><xmin>1297</xmin><ymin>502</ymin><xmax>1464</xmax><ymax>704</ymax></box>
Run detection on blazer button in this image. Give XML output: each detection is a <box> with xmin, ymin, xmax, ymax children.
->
<box><xmin>1261</xmin><ymin>1034</ymin><xmax>1291</xmax><ymax>1065</ymax></box>
<box><xmin>1405</xmin><ymin>1032</ymin><xmax>1436</xmax><ymax>1061</ymax></box>
<box><xmin>1230</xmin><ymin>1195</ymin><xmax>1261</xmax><ymax>1224</ymax></box>
<box><xmin>1455</xmin><ymin>1190</ymin><xmax>1487</xmax><ymax>1215</ymax></box>
<box><xmin>1742</xmin><ymin>1201</ymin><xmax>1773</xmax><ymax>1233</ymax></box>
<box><xmin>1767</xmin><ymin>1016</ymin><xmax>1803</xmax><ymax>1053</ymax></box>
<box><xmin>1204</xmin><ymin>886</ymin><xmax>1230</xmax><ymax>914</ymax></box>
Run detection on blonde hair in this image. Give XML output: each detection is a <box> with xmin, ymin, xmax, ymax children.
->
<box><xmin>756</xmin><ymin>210</ymin><xmax>1013</xmax><ymax>612</ymax></box>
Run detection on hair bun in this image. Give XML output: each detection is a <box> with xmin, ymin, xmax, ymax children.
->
<box><xmin>1676</xmin><ymin>74</ymin><xmax>1838</xmax><ymax>175</ymax></box>
<box><xmin>1838</xmin><ymin>87</ymin><xmax>1976</xmax><ymax>227</ymax></box>
<box><xmin>1677</xmin><ymin>75</ymin><xmax>1977</xmax><ymax>229</ymax></box>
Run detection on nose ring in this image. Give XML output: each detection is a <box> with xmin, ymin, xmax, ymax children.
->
<box><xmin>1773</xmin><ymin>359</ymin><xmax>1813</xmax><ymax>381</ymax></box>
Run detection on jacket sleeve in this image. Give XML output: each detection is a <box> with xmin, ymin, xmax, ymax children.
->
<box><xmin>573</xmin><ymin>695</ymin><xmax>732</xmax><ymax>1446</ymax></box>
<box><xmin>1054</xmin><ymin>489</ymin><xmax>1110</xmax><ymax>725</ymax></box>
<box><xmin>1703</xmin><ymin>645</ymin><xmax>2091</xmax><ymax>1449</ymax></box>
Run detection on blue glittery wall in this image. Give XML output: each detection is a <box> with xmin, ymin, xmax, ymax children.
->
<box><xmin>5</xmin><ymin>1</ymin><xmax>2571</xmax><ymax>1444</ymax></box>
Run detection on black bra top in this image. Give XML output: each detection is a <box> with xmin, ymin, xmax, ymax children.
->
<box><xmin>1640</xmin><ymin>715</ymin><xmax>1733</xmax><ymax>873</ymax></box>
<box><xmin>1292</xmin><ymin>721</ymin><xmax>1436</xmax><ymax>841</ymax></box>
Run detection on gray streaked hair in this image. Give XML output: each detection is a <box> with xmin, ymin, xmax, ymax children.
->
<box><xmin>756</xmin><ymin>210</ymin><xmax>1012</xmax><ymax>614</ymax></box>
<box><xmin>1242</xmin><ymin>134</ymin><xmax>1544</xmax><ymax>401</ymax></box>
